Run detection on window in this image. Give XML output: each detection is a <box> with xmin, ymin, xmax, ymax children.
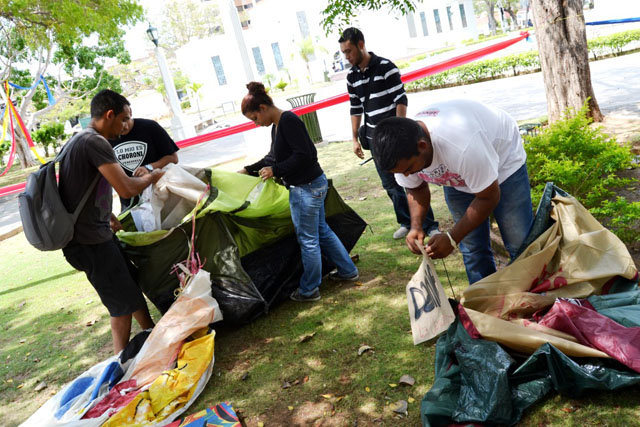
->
<box><xmin>420</xmin><ymin>11</ymin><xmax>429</xmax><ymax>36</ymax></box>
<box><xmin>211</xmin><ymin>55</ymin><xmax>227</xmax><ymax>85</ymax></box>
<box><xmin>406</xmin><ymin>12</ymin><xmax>417</xmax><ymax>38</ymax></box>
<box><xmin>433</xmin><ymin>9</ymin><xmax>442</xmax><ymax>33</ymax></box>
<box><xmin>459</xmin><ymin>4</ymin><xmax>468</xmax><ymax>28</ymax></box>
<box><xmin>272</xmin><ymin>42</ymin><xmax>284</xmax><ymax>70</ymax></box>
<box><xmin>446</xmin><ymin>6</ymin><xmax>454</xmax><ymax>31</ymax></box>
<box><xmin>296</xmin><ymin>11</ymin><xmax>309</xmax><ymax>38</ymax></box>
<box><xmin>252</xmin><ymin>47</ymin><xmax>265</xmax><ymax>75</ymax></box>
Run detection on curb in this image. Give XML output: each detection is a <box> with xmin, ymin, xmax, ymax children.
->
<box><xmin>0</xmin><ymin>225</ymin><xmax>22</xmax><ymax>242</ymax></box>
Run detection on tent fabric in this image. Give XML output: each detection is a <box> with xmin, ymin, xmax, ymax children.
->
<box><xmin>421</xmin><ymin>184</ymin><xmax>640</xmax><ymax>425</ymax></box>
<box><xmin>422</xmin><ymin>315</ymin><xmax>640</xmax><ymax>426</ymax></box>
<box><xmin>21</xmin><ymin>270</ymin><xmax>219</xmax><ymax>427</ymax></box>
<box><xmin>539</xmin><ymin>299</ymin><xmax>640</xmax><ymax>372</ymax></box>
<box><xmin>165</xmin><ymin>402</ymin><xmax>240</xmax><ymax>426</ymax></box>
<box><xmin>116</xmin><ymin>167</ymin><xmax>366</xmax><ymax>326</ymax></box>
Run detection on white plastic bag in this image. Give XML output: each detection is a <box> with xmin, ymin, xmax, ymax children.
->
<box><xmin>406</xmin><ymin>249</ymin><xmax>456</xmax><ymax>345</ymax></box>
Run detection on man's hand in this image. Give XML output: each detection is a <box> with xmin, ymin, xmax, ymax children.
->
<box><xmin>406</xmin><ymin>228</ymin><xmax>425</xmax><ymax>255</ymax></box>
<box><xmin>353</xmin><ymin>139</ymin><xmax>365</xmax><ymax>159</ymax></box>
<box><xmin>110</xmin><ymin>214</ymin><xmax>123</xmax><ymax>233</ymax></box>
<box><xmin>259</xmin><ymin>166</ymin><xmax>274</xmax><ymax>181</ymax></box>
<box><xmin>425</xmin><ymin>233</ymin><xmax>455</xmax><ymax>259</ymax></box>
<box><xmin>149</xmin><ymin>169</ymin><xmax>164</xmax><ymax>183</ymax></box>
<box><xmin>237</xmin><ymin>168</ymin><xmax>249</xmax><ymax>174</ymax></box>
<box><xmin>132</xmin><ymin>166</ymin><xmax>150</xmax><ymax>177</ymax></box>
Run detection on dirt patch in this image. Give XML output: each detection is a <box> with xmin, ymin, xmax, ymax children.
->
<box><xmin>597</xmin><ymin>113</ymin><xmax>640</xmax><ymax>150</ymax></box>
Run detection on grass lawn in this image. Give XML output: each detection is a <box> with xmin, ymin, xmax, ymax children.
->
<box><xmin>1</xmin><ymin>141</ymin><xmax>639</xmax><ymax>426</ymax></box>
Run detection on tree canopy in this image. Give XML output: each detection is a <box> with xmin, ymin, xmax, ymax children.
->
<box><xmin>160</xmin><ymin>0</ymin><xmax>223</xmax><ymax>51</ymax></box>
<box><xmin>321</xmin><ymin>0</ymin><xmax>418</xmax><ymax>34</ymax></box>
<box><xmin>0</xmin><ymin>0</ymin><xmax>145</xmax><ymax>167</ymax></box>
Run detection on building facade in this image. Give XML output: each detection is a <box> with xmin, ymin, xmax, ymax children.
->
<box><xmin>175</xmin><ymin>0</ymin><xmax>479</xmax><ymax>112</ymax></box>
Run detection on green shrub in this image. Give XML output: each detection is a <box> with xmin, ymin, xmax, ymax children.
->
<box><xmin>396</xmin><ymin>61</ymin><xmax>410</xmax><ymax>69</ymax></box>
<box><xmin>275</xmin><ymin>79</ymin><xmax>288</xmax><ymax>91</ymax></box>
<box><xmin>32</xmin><ymin>122</ymin><xmax>66</xmax><ymax>157</ymax></box>
<box><xmin>431</xmin><ymin>46</ymin><xmax>455</xmax><ymax>56</ymax></box>
<box><xmin>524</xmin><ymin>102</ymin><xmax>640</xmax><ymax>243</ymax></box>
<box><xmin>588</xmin><ymin>29</ymin><xmax>640</xmax><ymax>59</ymax></box>
<box><xmin>405</xmin><ymin>29</ymin><xmax>634</xmax><ymax>94</ymax></box>
<box><xmin>180</xmin><ymin>100</ymin><xmax>191</xmax><ymax>109</ymax></box>
<box><xmin>0</xmin><ymin>139</ymin><xmax>10</xmax><ymax>167</ymax></box>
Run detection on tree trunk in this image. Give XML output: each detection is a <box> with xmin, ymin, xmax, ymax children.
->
<box><xmin>485</xmin><ymin>1</ymin><xmax>498</xmax><ymax>35</ymax></box>
<box><xmin>531</xmin><ymin>0</ymin><xmax>603</xmax><ymax>123</ymax></box>
<box><xmin>14</xmin><ymin>132</ymin><xmax>38</xmax><ymax>167</ymax></box>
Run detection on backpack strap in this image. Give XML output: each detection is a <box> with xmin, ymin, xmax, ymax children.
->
<box><xmin>71</xmin><ymin>173</ymin><xmax>100</xmax><ymax>222</ymax></box>
<box><xmin>55</xmin><ymin>132</ymin><xmax>103</xmax><ymax>222</ymax></box>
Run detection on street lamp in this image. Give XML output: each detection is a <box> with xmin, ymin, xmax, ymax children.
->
<box><xmin>146</xmin><ymin>23</ymin><xmax>195</xmax><ymax>140</ymax></box>
<box><xmin>146</xmin><ymin>24</ymin><xmax>159</xmax><ymax>47</ymax></box>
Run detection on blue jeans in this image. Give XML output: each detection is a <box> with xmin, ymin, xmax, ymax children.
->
<box><xmin>443</xmin><ymin>164</ymin><xmax>533</xmax><ymax>284</ymax></box>
<box><xmin>373</xmin><ymin>157</ymin><xmax>438</xmax><ymax>232</ymax></box>
<box><xmin>289</xmin><ymin>174</ymin><xmax>359</xmax><ymax>296</ymax></box>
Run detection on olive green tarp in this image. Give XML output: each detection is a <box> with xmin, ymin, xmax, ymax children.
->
<box><xmin>116</xmin><ymin>168</ymin><xmax>367</xmax><ymax>326</ymax></box>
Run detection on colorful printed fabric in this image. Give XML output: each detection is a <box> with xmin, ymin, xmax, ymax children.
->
<box><xmin>102</xmin><ymin>332</ymin><xmax>215</xmax><ymax>427</ymax></box>
<box><xmin>166</xmin><ymin>402</ymin><xmax>240</xmax><ymax>427</ymax></box>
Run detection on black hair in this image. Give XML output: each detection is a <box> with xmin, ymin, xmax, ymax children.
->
<box><xmin>90</xmin><ymin>89</ymin><xmax>130</xmax><ymax>118</ymax></box>
<box><xmin>338</xmin><ymin>27</ymin><xmax>365</xmax><ymax>45</ymax></box>
<box><xmin>241</xmin><ymin>81</ymin><xmax>274</xmax><ymax>114</ymax></box>
<box><xmin>371</xmin><ymin>117</ymin><xmax>429</xmax><ymax>171</ymax></box>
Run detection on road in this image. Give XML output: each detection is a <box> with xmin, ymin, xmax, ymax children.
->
<box><xmin>2</xmin><ymin>52</ymin><xmax>639</xmax><ymax>239</ymax></box>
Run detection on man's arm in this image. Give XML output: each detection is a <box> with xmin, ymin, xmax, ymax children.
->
<box><xmin>426</xmin><ymin>180</ymin><xmax>501</xmax><ymax>259</ymax></box>
<box><xmin>98</xmin><ymin>162</ymin><xmax>164</xmax><ymax>199</ymax></box>
<box><xmin>396</xmin><ymin>103</ymin><xmax>407</xmax><ymax>118</ymax></box>
<box><xmin>351</xmin><ymin>114</ymin><xmax>364</xmax><ymax>159</ymax></box>
<box><xmin>133</xmin><ymin>152</ymin><xmax>179</xmax><ymax>177</ymax></box>
<box><xmin>405</xmin><ymin>181</ymin><xmax>432</xmax><ymax>254</ymax></box>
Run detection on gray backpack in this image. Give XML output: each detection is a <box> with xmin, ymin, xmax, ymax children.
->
<box><xmin>18</xmin><ymin>140</ymin><xmax>99</xmax><ymax>251</ymax></box>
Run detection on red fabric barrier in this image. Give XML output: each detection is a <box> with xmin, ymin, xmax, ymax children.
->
<box><xmin>0</xmin><ymin>32</ymin><xmax>529</xmax><ymax>198</ymax></box>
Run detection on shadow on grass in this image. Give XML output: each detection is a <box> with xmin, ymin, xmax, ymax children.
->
<box><xmin>1</xmin><ymin>306</ymin><xmax>113</xmax><ymax>426</ymax></box>
<box><xmin>0</xmin><ymin>269</ymin><xmax>79</xmax><ymax>297</ymax></box>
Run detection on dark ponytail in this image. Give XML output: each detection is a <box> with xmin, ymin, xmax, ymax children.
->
<box><xmin>241</xmin><ymin>81</ymin><xmax>274</xmax><ymax>114</ymax></box>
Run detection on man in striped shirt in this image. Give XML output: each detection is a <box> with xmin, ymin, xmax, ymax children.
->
<box><xmin>339</xmin><ymin>27</ymin><xmax>438</xmax><ymax>240</ymax></box>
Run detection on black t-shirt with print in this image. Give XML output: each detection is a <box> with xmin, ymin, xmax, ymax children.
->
<box><xmin>110</xmin><ymin>118</ymin><xmax>179</xmax><ymax>176</ymax></box>
<box><xmin>110</xmin><ymin>118</ymin><xmax>179</xmax><ymax>209</ymax></box>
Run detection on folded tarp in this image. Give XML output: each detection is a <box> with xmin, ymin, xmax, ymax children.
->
<box><xmin>421</xmin><ymin>184</ymin><xmax>640</xmax><ymax>425</ymax></box>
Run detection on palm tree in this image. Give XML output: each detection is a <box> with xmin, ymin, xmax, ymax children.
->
<box><xmin>297</xmin><ymin>37</ymin><xmax>327</xmax><ymax>83</ymax></box>
<box><xmin>187</xmin><ymin>82</ymin><xmax>203</xmax><ymax>119</ymax></box>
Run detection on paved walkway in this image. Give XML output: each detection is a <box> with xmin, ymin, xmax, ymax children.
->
<box><xmin>2</xmin><ymin>52</ymin><xmax>639</xmax><ymax>240</ymax></box>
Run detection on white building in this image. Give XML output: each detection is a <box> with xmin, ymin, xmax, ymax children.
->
<box><xmin>174</xmin><ymin>0</ymin><xmax>479</xmax><ymax>110</ymax></box>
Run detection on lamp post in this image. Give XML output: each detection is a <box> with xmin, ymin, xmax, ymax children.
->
<box><xmin>146</xmin><ymin>23</ymin><xmax>195</xmax><ymax>140</ymax></box>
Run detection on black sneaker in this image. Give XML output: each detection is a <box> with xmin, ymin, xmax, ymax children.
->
<box><xmin>328</xmin><ymin>271</ymin><xmax>360</xmax><ymax>282</ymax></box>
<box><xmin>290</xmin><ymin>288</ymin><xmax>321</xmax><ymax>302</ymax></box>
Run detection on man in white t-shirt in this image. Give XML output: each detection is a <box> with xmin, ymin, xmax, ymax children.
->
<box><xmin>371</xmin><ymin>99</ymin><xmax>533</xmax><ymax>283</ymax></box>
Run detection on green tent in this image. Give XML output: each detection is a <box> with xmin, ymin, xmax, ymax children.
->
<box><xmin>116</xmin><ymin>168</ymin><xmax>367</xmax><ymax>326</ymax></box>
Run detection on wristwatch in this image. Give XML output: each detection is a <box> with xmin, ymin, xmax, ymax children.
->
<box><xmin>144</xmin><ymin>164</ymin><xmax>153</xmax><ymax>172</ymax></box>
<box><xmin>445</xmin><ymin>231</ymin><xmax>458</xmax><ymax>249</ymax></box>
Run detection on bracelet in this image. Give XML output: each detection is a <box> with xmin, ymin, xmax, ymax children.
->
<box><xmin>144</xmin><ymin>164</ymin><xmax>153</xmax><ymax>172</ymax></box>
<box><xmin>445</xmin><ymin>231</ymin><xmax>458</xmax><ymax>249</ymax></box>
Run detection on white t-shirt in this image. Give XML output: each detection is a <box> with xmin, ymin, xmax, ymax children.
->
<box><xmin>395</xmin><ymin>99</ymin><xmax>526</xmax><ymax>194</ymax></box>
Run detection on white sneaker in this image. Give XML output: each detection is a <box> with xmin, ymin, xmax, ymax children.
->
<box><xmin>428</xmin><ymin>228</ymin><xmax>441</xmax><ymax>238</ymax></box>
<box><xmin>393</xmin><ymin>226</ymin><xmax>410</xmax><ymax>240</ymax></box>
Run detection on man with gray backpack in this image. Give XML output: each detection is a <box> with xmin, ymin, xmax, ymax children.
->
<box><xmin>21</xmin><ymin>89</ymin><xmax>163</xmax><ymax>354</ymax></box>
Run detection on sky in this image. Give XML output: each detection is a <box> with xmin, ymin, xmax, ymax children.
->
<box><xmin>123</xmin><ymin>0</ymin><xmax>166</xmax><ymax>60</ymax></box>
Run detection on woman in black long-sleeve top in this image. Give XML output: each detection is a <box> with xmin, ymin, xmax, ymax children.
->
<box><xmin>239</xmin><ymin>82</ymin><xmax>359</xmax><ymax>301</ymax></box>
